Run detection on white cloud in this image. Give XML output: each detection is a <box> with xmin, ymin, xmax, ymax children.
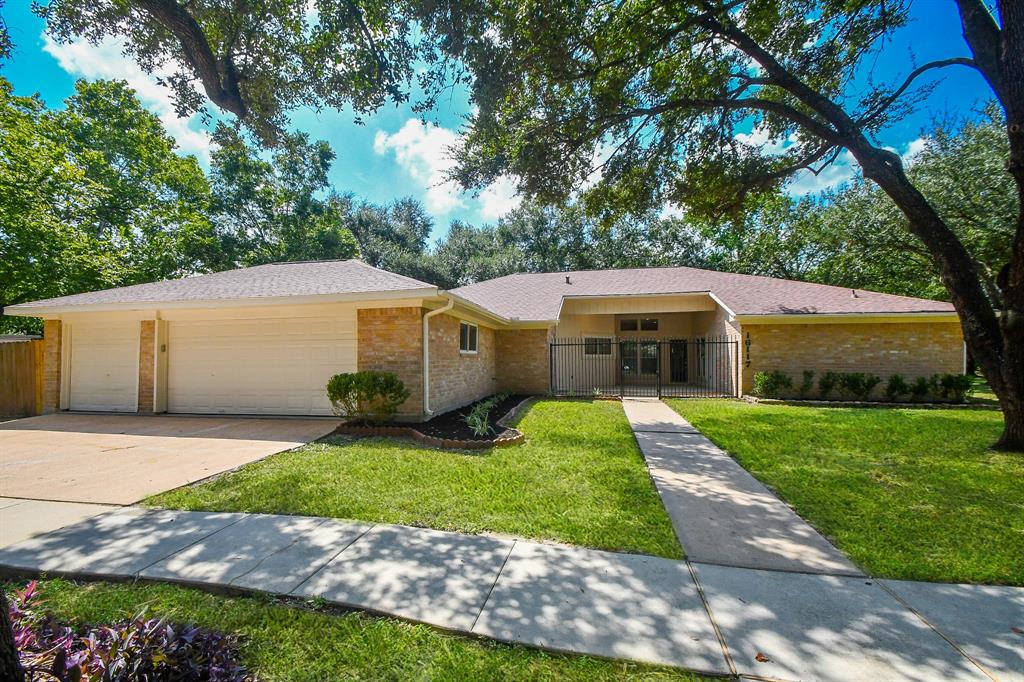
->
<box><xmin>787</xmin><ymin>150</ymin><xmax>860</xmax><ymax>195</ymax></box>
<box><xmin>901</xmin><ymin>137</ymin><xmax>928</xmax><ymax>166</ymax></box>
<box><xmin>374</xmin><ymin>119</ymin><xmax>466</xmax><ymax>214</ymax></box>
<box><xmin>42</xmin><ymin>34</ymin><xmax>211</xmax><ymax>164</ymax></box>
<box><xmin>478</xmin><ymin>175</ymin><xmax>522</xmax><ymax>220</ymax></box>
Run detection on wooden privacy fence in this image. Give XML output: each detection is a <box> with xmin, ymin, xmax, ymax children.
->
<box><xmin>0</xmin><ymin>339</ymin><xmax>43</xmax><ymax>417</ymax></box>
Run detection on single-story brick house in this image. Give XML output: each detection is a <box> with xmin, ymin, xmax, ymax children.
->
<box><xmin>4</xmin><ymin>259</ymin><xmax>963</xmax><ymax>419</ymax></box>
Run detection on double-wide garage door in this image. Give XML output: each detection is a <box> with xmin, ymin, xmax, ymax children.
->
<box><xmin>166</xmin><ymin>317</ymin><xmax>356</xmax><ymax>415</ymax></box>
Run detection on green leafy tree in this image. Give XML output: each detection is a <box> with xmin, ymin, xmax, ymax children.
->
<box><xmin>209</xmin><ymin>124</ymin><xmax>360</xmax><ymax>266</ymax></box>
<box><xmin>36</xmin><ymin>0</ymin><xmax>431</xmax><ymax>143</ymax></box>
<box><xmin>0</xmin><ymin>1</ymin><xmax>11</xmax><ymax>61</ymax></box>
<box><xmin>0</xmin><ymin>78</ymin><xmax>215</xmax><ymax>333</ymax></box>
<box><xmin>698</xmin><ymin>107</ymin><xmax>1016</xmax><ymax>301</ymax></box>
<box><xmin>416</xmin><ymin>0</ymin><xmax>1024</xmax><ymax>450</ymax></box>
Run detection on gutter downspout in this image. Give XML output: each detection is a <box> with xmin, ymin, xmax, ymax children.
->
<box><xmin>422</xmin><ymin>296</ymin><xmax>454</xmax><ymax>417</ymax></box>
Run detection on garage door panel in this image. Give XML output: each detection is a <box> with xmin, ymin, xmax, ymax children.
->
<box><xmin>167</xmin><ymin>317</ymin><xmax>356</xmax><ymax>415</ymax></box>
<box><xmin>68</xmin><ymin>322</ymin><xmax>138</xmax><ymax>412</ymax></box>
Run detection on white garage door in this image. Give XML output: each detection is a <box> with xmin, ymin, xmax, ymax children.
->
<box><xmin>68</xmin><ymin>321</ymin><xmax>138</xmax><ymax>412</ymax></box>
<box><xmin>167</xmin><ymin>316</ymin><xmax>356</xmax><ymax>415</ymax></box>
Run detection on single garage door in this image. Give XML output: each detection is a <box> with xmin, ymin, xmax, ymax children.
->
<box><xmin>68</xmin><ymin>321</ymin><xmax>138</xmax><ymax>412</ymax></box>
<box><xmin>167</xmin><ymin>316</ymin><xmax>356</xmax><ymax>415</ymax></box>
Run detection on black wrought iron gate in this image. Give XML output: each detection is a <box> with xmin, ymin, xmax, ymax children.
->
<box><xmin>549</xmin><ymin>336</ymin><xmax>739</xmax><ymax>398</ymax></box>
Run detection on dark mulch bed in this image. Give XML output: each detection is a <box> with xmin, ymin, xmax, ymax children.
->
<box><xmin>415</xmin><ymin>393</ymin><xmax>529</xmax><ymax>441</ymax></box>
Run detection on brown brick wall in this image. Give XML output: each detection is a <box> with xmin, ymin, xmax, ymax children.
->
<box><xmin>42</xmin><ymin>319</ymin><xmax>62</xmax><ymax>413</ymax></box>
<box><xmin>495</xmin><ymin>327</ymin><xmax>552</xmax><ymax>394</ymax></box>
<box><xmin>428</xmin><ymin>314</ymin><xmax>497</xmax><ymax>415</ymax></box>
<box><xmin>357</xmin><ymin>307</ymin><xmax>424</xmax><ymax>418</ymax></box>
<box><xmin>137</xmin><ymin>320</ymin><xmax>156</xmax><ymax>414</ymax></box>
<box><xmin>742</xmin><ymin>321</ymin><xmax>964</xmax><ymax>394</ymax></box>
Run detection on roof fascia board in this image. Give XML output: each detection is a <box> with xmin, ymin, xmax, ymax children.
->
<box><xmin>4</xmin><ymin>287</ymin><xmax>441</xmax><ymax>317</ymax></box>
<box><xmin>737</xmin><ymin>312</ymin><xmax>959</xmax><ymax>325</ymax></box>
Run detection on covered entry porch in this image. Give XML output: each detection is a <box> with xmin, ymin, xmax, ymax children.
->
<box><xmin>550</xmin><ymin>294</ymin><xmax>741</xmax><ymax>398</ymax></box>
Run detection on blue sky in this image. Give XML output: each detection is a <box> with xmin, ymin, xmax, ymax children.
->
<box><xmin>1</xmin><ymin>1</ymin><xmax>996</xmax><ymax>240</ymax></box>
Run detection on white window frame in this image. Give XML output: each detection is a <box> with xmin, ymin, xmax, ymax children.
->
<box><xmin>583</xmin><ymin>336</ymin><xmax>613</xmax><ymax>358</ymax></box>
<box><xmin>459</xmin><ymin>321</ymin><xmax>479</xmax><ymax>355</ymax></box>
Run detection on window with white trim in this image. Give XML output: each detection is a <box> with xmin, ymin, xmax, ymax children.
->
<box><xmin>459</xmin><ymin>321</ymin><xmax>478</xmax><ymax>353</ymax></box>
<box><xmin>584</xmin><ymin>337</ymin><xmax>612</xmax><ymax>356</ymax></box>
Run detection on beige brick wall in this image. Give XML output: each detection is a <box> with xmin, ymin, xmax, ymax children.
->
<box><xmin>742</xmin><ymin>321</ymin><xmax>965</xmax><ymax>394</ymax></box>
<box><xmin>42</xmin><ymin>319</ymin><xmax>61</xmax><ymax>413</ymax></box>
<box><xmin>357</xmin><ymin>307</ymin><xmax>424</xmax><ymax>418</ymax></box>
<box><xmin>428</xmin><ymin>314</ymin><xmax>497</xmax><ymax>415</ymax></box>
<box><xmin>137</xmin><ymin>320</ymin><xmax>156</xmax><ymax>414</ymax></box>
<box><xmin>495</xmin><ymin>327</ymin><xmax>552</xmax><ymax>394</ymax></box>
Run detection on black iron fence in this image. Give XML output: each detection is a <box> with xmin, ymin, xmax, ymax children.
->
<box><xmin>549</xmin><ymin>336</ymin><xmax>739</xmax><ymax>398</ymax></box>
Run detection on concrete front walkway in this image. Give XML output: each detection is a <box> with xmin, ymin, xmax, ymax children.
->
<box><xmin>0</xmin><ymin>502</ymin><xmax>1018</xmax><ymax>680</ymax></box>
<box><xmin>622</xmin><ymin>398</ymin><xmax>861</xmax><ymax>575</ymax></box>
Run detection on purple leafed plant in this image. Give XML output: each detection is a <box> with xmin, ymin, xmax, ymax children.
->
<box><xmin>8</xmin><ymin>581</ymin><xmax>251</xmax><ymax>681</ymax></box>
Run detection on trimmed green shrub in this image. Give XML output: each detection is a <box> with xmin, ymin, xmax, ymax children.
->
<box><xmin>939</xmin><ymin>373</ymin><xmax>973</xmax><ymax>402</ymax></box>
<box><xmin>885</xmin><ymin>374</ymin><xmax>910</xmax><ymax>401</ymax></box>
<box><xmin>798</xmin><ymin>370</ymin><xmax>816</xmax><ymax>398</ymax></box>
<box><xmin>839</xmin><ymin>372</ymin><xmax>880</xmax><ymax>400</ymax></box>
<box><xmin>327</xmin><ymin>371</ymin><xmax>410</xmax><ymax>423</ymax></box>
<box><xmin>910</xmin><ymin>376</ymin><xmax>931</xmax><ymax>401</ymax></box>
<box><xmin>818</xmin><ymin>371</ymin><xmax>840</xmax><ymax>399</ymax></box>
<box><xmin>752</xmin><ymin>370</ymin><xmax>792</xmax><ymax>398</ymax></box>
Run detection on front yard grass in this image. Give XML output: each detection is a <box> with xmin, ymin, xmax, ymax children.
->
<box><xmin>20</xmin><ymin>579</ymin><xmax>707</xmax><ymax>681</ymax></box>
<box><xmin>148</xmin><ymin>400</ymin><xmax>682</xmax><ymax>559</ymax></box>
<box><xmin>667</xmin><ymin>399</ymin><xmax>1023</xmax><ymax>585</ymax></box>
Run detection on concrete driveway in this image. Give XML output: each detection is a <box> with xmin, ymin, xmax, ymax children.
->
<box><xmin>0</xmin><ymin>413</ymin><xmax>337</xmax><ymax>504</ymax></box>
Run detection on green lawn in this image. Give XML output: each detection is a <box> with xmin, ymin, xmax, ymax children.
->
<box><xmin>18</xmin><ymin>579</ymin><xmax>706</xmax><ymax>681</ymax></box>
<box><xmin>667</xmin><ymin>399</ymin><xmax>1024</xmax><ymax>585</ymax></box>
<box><xmin>148</xmin><ymin>400</ymin><xmax>682</xmax><ymax>559</ymax></box>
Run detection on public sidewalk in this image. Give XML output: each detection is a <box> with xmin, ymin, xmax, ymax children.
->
<box><xmin>0</xmin><ymin>501</ymin><xmax>1019</xmax><ymax>680</ymax></box>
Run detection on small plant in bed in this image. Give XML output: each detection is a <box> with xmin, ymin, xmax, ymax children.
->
<box><xmin>9</xmin><ymin>580</ymin><xmax>248</xmax><ymax>681</ymax></box>
<box><xmin>463</xmin><ymin>392</ymin><xmax>512</xmax><ymax>436</ymax></box>
<box><xmin>412</xmin><ymin>392</ymin><xmax>522</xmax><ymax>442</ymax></box>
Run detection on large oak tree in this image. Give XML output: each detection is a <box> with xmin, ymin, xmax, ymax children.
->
<box><xmin>410</xmin><ymin>0</ymin><xmax>1024</xmax><ymax>451</ymax></box>
<box><xmin>35</xmin><ymin>0</ymin><xmax>434</xmax><ymax>144</ymax></box>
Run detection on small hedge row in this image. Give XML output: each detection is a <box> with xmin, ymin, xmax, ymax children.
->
<box><xmin>751</xmin><ymin>370</ymin><xmax>974</xmax><ymax>403</ymax></box>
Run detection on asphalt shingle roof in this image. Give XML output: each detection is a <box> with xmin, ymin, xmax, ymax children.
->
<box><xmin>7</xmin><ymin>260</ymin><xmax>436</xmax><ymax>310</ymax></box>
<box><xmin>450</xmin><ymin>267</ymin><xmax>955</xmax><ymax>321</ymax></box>
<box><xmin>8</xmin><ymin>260</ymin><xmax>954</xmax><ymax>321</ymax></box>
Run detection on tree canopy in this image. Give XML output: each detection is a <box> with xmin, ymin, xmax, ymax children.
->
<box><xmin>0</xmin><ymin>78</ymin><xmax>363</xmax><ymax>333</ymax></box>
<box><xmin>0</xmin><ymin>78</ymin><xmax>215</xmax><ymax>332</ymax></box>
<box><xmin>34</xmin><ymin>0</ymin><xmax>435</xmax><ymax>143</ymax></box>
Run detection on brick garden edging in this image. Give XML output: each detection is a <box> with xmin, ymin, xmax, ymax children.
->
<box><xmin>745</xmin><ymin>396</ymin><xmax>1000</xmax><ymax>410</ymax></box>
<box><xmin>334</xmin><ymin>396</ymin><xmax>537</xmax><ymax>450</ymax></box>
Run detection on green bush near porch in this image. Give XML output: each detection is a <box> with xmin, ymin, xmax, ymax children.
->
<box><xmin>147</xmin><ymin>400</ymin><xmax>682</xmax><ymax>559</ymax></box>
<box><xmin>667</xmin><ymin>399</ymin><xmax>1023</xmax><ymax>585</ymax></box>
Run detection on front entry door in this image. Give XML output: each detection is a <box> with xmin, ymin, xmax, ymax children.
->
<box><xmin>670</xmin><ymin>340</ymin><xmax>688</xmax><ymax>383</ymax></box>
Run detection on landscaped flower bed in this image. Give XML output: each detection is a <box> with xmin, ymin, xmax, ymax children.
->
<box><xmin>8</xmin><ymin>580</ymin><xmax>249</xmax><ymax>681</ymax></box>
<box><xmin>336</xmin><ymin>393</ymin><xmax>532</xmax><ymax>449</ymax></box>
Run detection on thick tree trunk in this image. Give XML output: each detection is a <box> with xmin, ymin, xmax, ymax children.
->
<box><xmin>996</xmin><ymin>390</ymin><xmax>1024</xmax><ymax>450</ymax></box>
<box><xmin>0</xmin><ymin>591</ymin><xmax>24</xmax><ymax>682</ymax></box>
